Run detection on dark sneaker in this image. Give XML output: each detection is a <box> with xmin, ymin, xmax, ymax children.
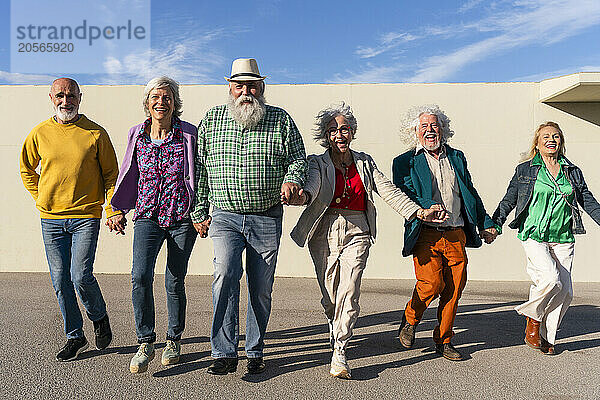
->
<box><xmin>540</xmin><ymin>338</ymin><xmax>556</xmax><ymax>355</ymax></box>
<box><xmin>93</xmin><ymin>314</ymin><xmax>112</xmax><ymax>350</ymax></box>
<box><xmin>56</xmin><ymin>337</ymin><xmax>89</xmax><ymax>361</ymax></box>
<box><xmin>435</xmin><ymin>342</ymin><xmax>463</xmax><ymax>361</ymax></box>
<box><xmin>207</xmin><ymin>357</ymin><xmax>238</xmax><ymax>375</ymax></box>
<box><xmin>398</xmin><ymin>314</ymin><xmax>416</xmax><ymax>349</ymax></box>
<box><xmin>247</xmin><ymin>357</ymin><xmax>266</xmax><ymax>374</ymax></box>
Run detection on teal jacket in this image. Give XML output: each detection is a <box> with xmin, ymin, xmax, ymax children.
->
<box><xmin>392</xmin><ymin>145</ymin><xmax>495</xmax><ymax>257</ymax></box>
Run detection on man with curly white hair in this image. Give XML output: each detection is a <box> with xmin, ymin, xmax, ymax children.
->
<box><xmin>392</xmin><ymin>104</ymin><xmax>498</xmax><ymax>361</ymax></box>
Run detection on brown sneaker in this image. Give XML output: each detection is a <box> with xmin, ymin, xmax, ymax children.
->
<box><xmin>525</xmin><ymin>317</ymin><xmax>541</xmax><ymax>349</ymax></box>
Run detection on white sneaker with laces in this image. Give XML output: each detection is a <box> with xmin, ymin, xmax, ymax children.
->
<box><xmin>329</xmin><ymin>348</ymin><xmax>351</xmax><ymax>379</ymax></box>
<box><xmin>130</xmin><ymin>343</ymin><xmax>155</xmax><ymax>373</ymax></box>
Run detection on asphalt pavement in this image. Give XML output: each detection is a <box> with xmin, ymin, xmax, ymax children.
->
<box><xmin>1</xmin><ymin>272</ymin><xmax>599</xmax><ymax>400</ymax></box>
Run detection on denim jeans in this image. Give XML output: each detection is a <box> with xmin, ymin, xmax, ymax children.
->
<box><xmin>209</xmin><ymin>205</ymin><xmax>283</xmax><ymax>359</ymax></box>
<box><xmin>41</xmin><ymin>218</ymin><xmax>107</xmax><ymax>339</ymax></box>
<box><xmin>132</xmin><ymin>218</ymin><xmax>197</xmax><ymax>343</ymax></box>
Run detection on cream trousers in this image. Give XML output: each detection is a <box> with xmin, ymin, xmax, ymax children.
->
<box><xmin>308</xmin><ymin>209</ymin><xmax>371</xmax><ymax>351</ymax></box>
<box><xmin>515</xmin><ymin>238</ymin><xmax>575</xmax><ymax>344</ymax></box>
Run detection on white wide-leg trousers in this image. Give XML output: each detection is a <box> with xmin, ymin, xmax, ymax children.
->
<box><xmin>515</xmin><ymin>239</ymin><xmax>575</xmax><ymax>344</ymax></box>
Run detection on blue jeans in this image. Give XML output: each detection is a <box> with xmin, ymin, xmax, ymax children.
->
<box><xmin>209</xmin><ymin>205</ymin><xmax>283</xmax><ymax>359</ymax></box>
<box><xmin>41</xmin><ymin>218</ymin><xmax>106</xmax><ymax>339</ymax></box>
<box><xmin>132</xmin><ymin>218</ymin><xmax>197</xmax><ymax>343</ymax></box>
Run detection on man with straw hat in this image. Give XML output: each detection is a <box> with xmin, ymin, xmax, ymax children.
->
<box><xmin>191</xmin><ymin>58</ymin><xmax>307</xmax><ymax>376</ymax></box>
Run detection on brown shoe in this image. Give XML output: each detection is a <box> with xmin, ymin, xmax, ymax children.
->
<box><xmin>524</xmin><ymin>317</ymin><xmax>541</xmax><ymax>349</ymax></box>
<box><xmin>398</xmin><ymin>314</ymin><xmax>416</xmax><ymax>349</ymax></box>
<box><xmin>540</xmin><ymin>338</ymin><xmax>556</xmax><ymax>355</ymax></box>
<box><xmin>435</xmin><ymin>342</ymin><xmax>463</xmax><ymax>361</ymax></box>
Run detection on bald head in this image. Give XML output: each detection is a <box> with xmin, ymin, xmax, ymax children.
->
<box><xmin>50</xmin><ymin>77</ymin><xmax>81</xmax><ymax>124</ymax></box>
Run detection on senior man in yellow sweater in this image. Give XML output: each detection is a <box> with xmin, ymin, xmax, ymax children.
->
<box><xmin>20</xmin><ymin>78</ymin><xmax>126</xmax><ymax>361</ymax></box>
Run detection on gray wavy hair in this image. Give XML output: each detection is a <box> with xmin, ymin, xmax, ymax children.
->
<box><xmin>313</xmin><ymin>102</ymin><xmax>358</xmax><ymax>148</ymax></box>
<box><xmin>399</xmin><ymin>104</ymin><xmax>454</xmax><ymax>149</ymax></box>
<box><xmin>143</xmin><ymin>76</ymin><xmax>182</xmax><ymax>118</ymax></box>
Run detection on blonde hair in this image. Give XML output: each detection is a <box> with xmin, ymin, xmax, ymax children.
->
<box><xmin>523</xmin><ymin>121</ymin><xmax>566</xmax><ymax>161</ymax></box>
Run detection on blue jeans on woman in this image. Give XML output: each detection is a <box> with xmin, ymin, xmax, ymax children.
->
<box><xmin>132</xmin><ymin>218</ymin><xmax>197</xmax><ymax>343</ymax></box>
<box><xmin>209</xmin><ymin>205</ymin><xmax>283</xmax><ymax>359</ymax></box>
<box><xmin>41</xmin><ymin>218</ymin><xmax>107</xmax><ymax>339</ymax></box>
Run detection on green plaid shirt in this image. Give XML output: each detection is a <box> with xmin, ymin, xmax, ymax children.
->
<box><xmin>191</xmin><ymin>104</ymin><xmax>307</xmax><ymax>222</ymax></box>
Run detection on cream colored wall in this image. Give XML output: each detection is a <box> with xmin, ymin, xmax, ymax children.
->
<box><xmin>3</xmin><ymin>83</ymin><xmax>600</xmax><ymax>281</ymax></box>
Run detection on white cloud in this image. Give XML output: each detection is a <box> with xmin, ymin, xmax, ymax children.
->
<box><xmin>409</xmin><ymin>0</ymin><xmax>600</xmax><ymax>82</ymax></box>
<box><xmin>459</xmin><ymin>0</ymin><xmax>485</xmax><ymax>13</ymax></box>
<box><xmin>356</xmin><ymin>32</ymin><xmax>420</xmax><ymax>59</ymax></box>
<box><xmin>98</xmin><ymin>31</ymin><xmax>228</xmax><ymax>84</ymax></box>
<box><xmin>328</xmin><ymin>65</ymin><xmax>405</xmax><ymax>84</ymax></box>
<box><xmin>0</xmin><ymin>71</ymin><xmax>57</xmax><ymax>84</ymax></box>
<box><xmin>341</xmin><ymin>0</ymin><xmax>600</xmax><ymax>83</ymax></box>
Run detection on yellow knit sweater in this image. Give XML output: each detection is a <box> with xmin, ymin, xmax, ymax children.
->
<box><xmin>20</xmin><ymin>115</ymin><xmax>120</xmax><ymax>219</ymax></box>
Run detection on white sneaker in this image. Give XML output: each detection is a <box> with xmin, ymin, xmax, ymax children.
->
<box><xmin>329</xmin><ymin>348</ymin><xmax>351</xmax><ymax>379</ymax></box>
<box><xmin>130</xmin><ymin>343</ymin><xmax>155</xmax><ymax>373</ymax></box>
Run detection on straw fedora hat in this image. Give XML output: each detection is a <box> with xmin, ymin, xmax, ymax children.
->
<box><xmin>225</xmin><ymin>58</ymin><xmax>267</xmax><ymax>82</ymax></box>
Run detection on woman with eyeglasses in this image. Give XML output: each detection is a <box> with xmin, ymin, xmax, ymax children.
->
<box><xmin>288</xmin><ymin>102</ymin><xmax>446</xmax><ymax>379</ymax></box>
<box><xmin>492</xmin><ymin>121</ymin><xmax>600</xmax><ymax>355</ymax></box>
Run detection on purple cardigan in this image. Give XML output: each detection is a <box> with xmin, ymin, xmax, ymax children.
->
<box><xmin>111</xmin><ymin>120</ymin><xmax>198</xmax><ymax>215</ymax></box>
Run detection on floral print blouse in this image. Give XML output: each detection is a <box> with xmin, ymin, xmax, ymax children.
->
<box><xmin>133</xmin><ymin>118</ymin><xmax>189</xmax><ymax>227</ymax></box>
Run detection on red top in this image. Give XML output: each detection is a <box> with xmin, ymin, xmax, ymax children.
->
<box><xmin>329</xmin><ymin>162</ymin><xmax>366</xmax><ymax>211</ymax></box>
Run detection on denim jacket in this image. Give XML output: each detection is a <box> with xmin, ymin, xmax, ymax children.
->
<box><xmin>492</xmin><ymin>156</ymin><xmax>600</xmax><ymax>235</ymax></box>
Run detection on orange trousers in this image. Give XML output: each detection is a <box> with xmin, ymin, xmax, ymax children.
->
<box><xmin>404</xmin><ymin>227</ymin><xmax>468</xmax><ymax>344</ymax></box>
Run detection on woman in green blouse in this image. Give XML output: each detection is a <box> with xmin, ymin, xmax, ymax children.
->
<box><xmin>492</xmin><ymin>122</ymin><xmax>600</xmax><ymax>355</ymax></box>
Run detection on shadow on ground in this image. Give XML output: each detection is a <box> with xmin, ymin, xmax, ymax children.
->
<box><xmin>155</xmin><ymin>302</ymin><xmax>600</xmax><ymax>381</ymax></box>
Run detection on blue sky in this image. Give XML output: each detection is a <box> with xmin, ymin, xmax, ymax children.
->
<box><xmin>2</xmin><ymin>0</ymin><xmax>600</xmax><ymax>85</ymax></box>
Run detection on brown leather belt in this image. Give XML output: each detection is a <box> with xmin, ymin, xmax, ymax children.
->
<box><xmin>422</xmin><ymin>225</ymin><xmax>463</xmax><ymax>232</ymax></box>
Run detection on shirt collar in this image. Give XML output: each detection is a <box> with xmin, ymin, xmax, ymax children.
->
<box><xmin>415</xmin><ymin>142</ymin><xmax>446</xmax><ymax>157</ymax></box>
<box><xmin>531</xmin><ymin>152</ymin><xmax>566</xmax><ymax>166</ymax></box>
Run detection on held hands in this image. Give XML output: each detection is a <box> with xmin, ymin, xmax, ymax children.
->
<box><xmin>285</xmin><ymin>189</ymin><xmax>308</xmax><ymax>206</ymax></box>
<box><xmin>480</xmin><ymin>227</ymin><xmax>498</xmax><ymax>244</ymax></box>
<box><xmin>418</xmin><ymin>204</ymin><xmax>449</xmax><ymax>223</ymax></box>
<box><xmin>193</xmin><ymin>216</ymin><xmax>212</xmax><ymax>238</ymax></box>
<box><xmin>106</xmin><ymin>214</ymin><xmax>127</xmax><ymax>235</ymax></box>
<box><xmin>281</xmin><ymin>182</ymin><xmax>303</xmax><ymax>205</ymax></box>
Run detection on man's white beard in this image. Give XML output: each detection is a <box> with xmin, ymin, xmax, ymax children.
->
<box><xmin>54</xmin><ymin>105</ymin><xmax>78</xmax><ymax>122</ymax></box>
<box><xmin>424</xmin><ymin>141</ymin><xmax>441</xmax><ymax>151</ymax></box>
<box><xmin>227</xmin><ymin>93</ymin><xmax>266</xmax><ymax>129</ymax></box>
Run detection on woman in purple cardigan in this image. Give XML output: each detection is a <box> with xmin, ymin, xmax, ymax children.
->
<box><xmin>111</xmin><ymin>76</ymin><xmax>198</xmax><ymax>374</ymax></box>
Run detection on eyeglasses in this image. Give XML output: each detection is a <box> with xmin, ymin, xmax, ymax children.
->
<box><xmin>326</xmin><ymin>126</ymin><xmax>352</xmax><ymax>136</ymax></box>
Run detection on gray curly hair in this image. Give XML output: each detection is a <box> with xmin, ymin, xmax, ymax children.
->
<box><xmin>313</xmin><ymin>102</ymin><xmax>358</xmax><ymax>148</ymax></box>
<box><xmin>399</xmin><ymin>104</ymin><xmax>454</xmax><ymax>149</ymax></box>
<box><xmin>143</xmin><ymin>76</ymin><xmax>182</xmax><ymax>118</ymax></box>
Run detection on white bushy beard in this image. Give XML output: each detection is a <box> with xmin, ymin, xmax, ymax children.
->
<box><xmin>54</xmin><ymin>104</ymin><xmax>78</xmax><ymax>122</ymax></box>
<box><xmin>227</xmin><ymin>93</ymin><xmax>266</xmax><ymax>129</ymax></box>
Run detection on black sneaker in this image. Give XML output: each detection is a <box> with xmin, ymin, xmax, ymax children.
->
<box><xmin>207</xmin><ymin>357</ymin><xmax>238</xmax><ymax>375</ymax></box>
<box><xmin>56</xmin><ymin>337</ymin><xmax>89</xmax><ymax>361</ymax></box>
<box><xmin>93</xmin><ymin>314</ymin><xmax>112</xmax><ymax>350</ymax></box>
<box><xmin>247</xmin><ymin>357</ymin><xmax>266</xmax><ymax>374</ymax></box>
